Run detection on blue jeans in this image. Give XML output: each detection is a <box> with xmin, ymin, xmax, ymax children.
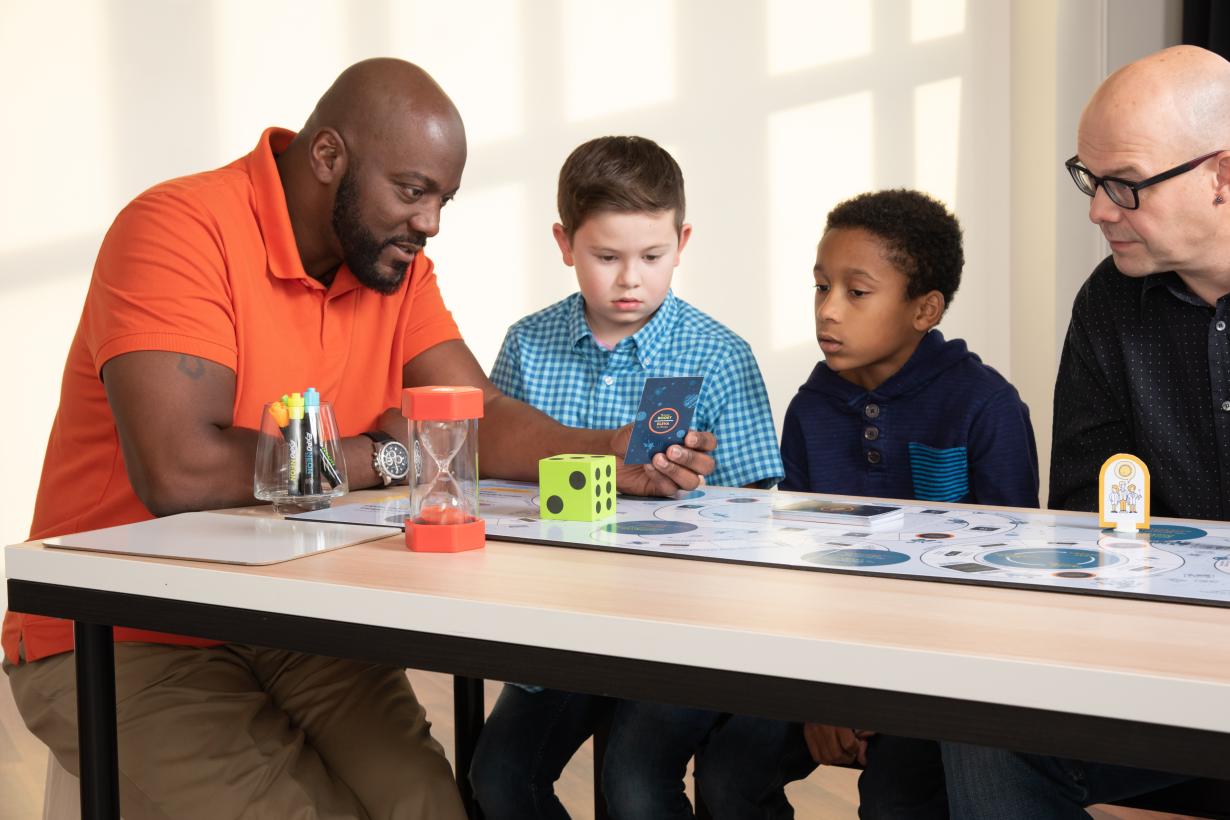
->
<box><xmin>469</xmin><ymin>685</ymin><xmax>615</xmax><ymax>820</ymax></box>
<box><xmin>603</xmin><ymin>700</ymin><xmax>724</xmax><ymax>819</ymax></box>
<box><xmin>699</xmin><ymin>722</ymin><xmax>945</xmax><ymax>820</ymax></box>
<box><xmin>941</xmin><ymin>742</ymin><xmax>1195</xmax><ymax>818</ymax></box>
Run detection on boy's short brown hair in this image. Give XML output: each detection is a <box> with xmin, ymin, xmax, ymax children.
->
<box><xmin>557</xmin><ymin>136</ymin><xmax>686</xmax><ymax>238</ymax></box>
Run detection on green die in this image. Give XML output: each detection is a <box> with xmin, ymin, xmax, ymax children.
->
<box><xmin>539</xmin><ymin>454</ymin><xmax>617</xmax><ymax>520</ymax></box>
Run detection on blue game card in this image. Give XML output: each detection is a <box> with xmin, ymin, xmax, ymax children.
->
<box><xmin>624</xmin><ymin>376</ymin><xmax>704</xmax><ymax>465</ymax></box>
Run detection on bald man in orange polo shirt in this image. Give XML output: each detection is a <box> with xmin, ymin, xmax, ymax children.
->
<box><xmin>4</xmin><ymin>59</ymin><xmax>716</xmax><ymax>820</ymax></box>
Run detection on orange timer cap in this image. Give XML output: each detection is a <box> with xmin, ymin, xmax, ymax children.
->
<box><xmin>402</xmin><ymin>386</ymin><xmax>485</xmax><ymax>421</ymax></box>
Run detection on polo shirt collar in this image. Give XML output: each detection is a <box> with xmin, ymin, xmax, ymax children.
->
<box><xmin>567</xmin><ymin>290</ymin><xmax>680</xmax><ymax>360</ymax></box>
<box><xmin>245</xmin><ymin>128</ymin><xmax>310</xmax><ymax>284</ymax></box>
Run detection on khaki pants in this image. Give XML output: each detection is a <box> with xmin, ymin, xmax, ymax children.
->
<box><xmin>6</xmin><ymin>643</ymin><xmax>466</xmax><ymax>820</ymax></box>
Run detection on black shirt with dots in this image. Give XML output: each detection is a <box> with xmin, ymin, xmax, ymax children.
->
<box><xmin>1051</xmin><ymin>257</ymin><xmax>1230</xmax><ymax>521</ymax></box>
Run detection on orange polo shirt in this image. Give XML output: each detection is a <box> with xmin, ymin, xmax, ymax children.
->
<box><xmin>3</xmin><ymin>128</ymin><xmax>462</xmax><ymax>664</ymax></box>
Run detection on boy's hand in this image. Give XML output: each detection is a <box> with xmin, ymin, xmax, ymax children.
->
<box><xmin>802</xmin><ymin>723</ymin><xmax>872</xmax><ymax>766</ymax></box>
<box><xmin>610</xmin><ymin>426</ymin><xmax>716</xmax><ymax>497</ymax></box>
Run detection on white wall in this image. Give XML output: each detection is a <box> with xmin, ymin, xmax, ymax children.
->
<box><xmin>0</xmin><ymin>0</ymin><xmax>1180</xmax><ymax>556</ymax></box>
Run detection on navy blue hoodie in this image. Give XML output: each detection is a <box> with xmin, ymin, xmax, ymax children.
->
<box><xmin>780</xmin><ymin>331</ymin><xmax>1039</xmax><ymax>507</ymax></box>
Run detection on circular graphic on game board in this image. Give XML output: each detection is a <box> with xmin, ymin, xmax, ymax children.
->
<box><xmin>1216</xmin><ymin>556</ymin><xmax>1230</xmax><ymax>576</ymax></box>
<box><xmin>602</xmin><ymin>520</ymin><xmax>698</xmax><ymax>536</ymax></box>
<box><xmin>801</xmin><ymin>548</ymin><xmax>911</xmax><ymax>568</ymax></box>
<box><xmin>727</xmin><ymin>498</ymin><xmax>759</xmax><ymax>504</ymax></box>
<box><xmin>619</xmin><ymin>490</ymin><xmax>706</xmax><ymax>502</ymax></box>
<box><xmin>1141</xmin><ymin>524</ymin><xmax>1208</xmax><ymax>543</ymax></box>
<box><xmin>1053</xmin><ymin>571</ymin><xmax>1095</xmax><ymax>579</ymax></box>
<box><xmin>982</xmin><ymin>548</ymin><xmax>1125</xmax><ymax>570</ymax></box>
<box><xmin>916</xmin><ymin>532</ymin><xmax>955</xmax><ymax>540</ymax></box>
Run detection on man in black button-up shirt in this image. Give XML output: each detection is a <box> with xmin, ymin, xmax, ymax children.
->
<box><xmin>940</xmin><ymin>45</ymin><xmax>1230</xmax><ymax>818</ymax></box>
<box><xmin>1051</xmin><ymin>261</ymin><xmax>1230</xmax><ymax>520</ymax></box>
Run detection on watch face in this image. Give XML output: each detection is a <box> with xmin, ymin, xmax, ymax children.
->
<box><xmin>380</xmin><ymin>442</ymin><xmax>410</xmax><ymax>479</ymax></box>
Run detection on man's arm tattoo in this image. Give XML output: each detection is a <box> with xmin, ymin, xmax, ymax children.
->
<box><xmin>177</xmin><ymin>355</ymin><xmax>206</xmax><ymax>380</ymax></box>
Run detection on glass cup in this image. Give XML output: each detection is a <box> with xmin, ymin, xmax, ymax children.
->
<box><xmin>254</xmin><ymin>400</ymin><xmax>348</xmax><ymax>514</ymax></box>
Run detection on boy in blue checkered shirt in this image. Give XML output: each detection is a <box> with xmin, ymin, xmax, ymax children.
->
<box><xmin>469</xmin><ymin>136</ymin><xmax>783</xmax><ymax>819</ymax></box>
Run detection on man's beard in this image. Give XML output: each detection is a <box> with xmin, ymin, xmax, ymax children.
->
<box><xmin>331</xmin><ymin>168</ymin><xmax>426</xmax><ymax>295</ymax></box>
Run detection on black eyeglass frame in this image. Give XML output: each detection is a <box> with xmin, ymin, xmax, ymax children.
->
<box><xmin>1065</xmin><ymin>150</ymin><xmax>1225</xmax><ymax>210</ymax></box>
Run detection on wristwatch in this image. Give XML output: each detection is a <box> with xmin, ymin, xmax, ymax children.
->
<box><xmin>365</xmin><ymin>431</ymin><xmax>410</xmax><ymax>486</ymax></box>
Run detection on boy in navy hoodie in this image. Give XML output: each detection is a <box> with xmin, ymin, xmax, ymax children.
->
<box><xmin>697</xmin><ymin>189</ymin><xmax>1039</xmax><ymax>819</ymax></box>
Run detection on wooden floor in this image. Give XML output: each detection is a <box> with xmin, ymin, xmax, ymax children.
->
<box><xmin>0</xmin><ymin>665</ymin><xmax>1189</xmax><ymax>819</ymax></box>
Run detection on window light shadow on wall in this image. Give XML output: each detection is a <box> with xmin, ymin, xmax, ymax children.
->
<box><xmin>912</xmin><ymin>0</ymin><xmax>967</xmax><ymax>42</ymax></box>
<box><xmin>394</xmin><ymin>0</ymin><xmax>525</xmax><ymax>146</ymax></box>
<box><xmin>214</xmin><ymin>0</ymin><xmax>348</xmax><ymax>158</ymax></box>
<box><xmin>563</xmin><ymin>0</ymin><xmax>676</xmax><ymax>122</ymax></box>
<box><xmin>768</xmin><ymin>0</ymin><xmax>871</xmax><ymax>75</ymax></box>
<box><xmin>769</xmin><ymin>92</ymin><xmax>874</xmax><ymax>351</ymax></box>
<box><xmin>914</xmin><ymin>76</ymin><xmax>962</xmax><ymax>208</ymax></box>
<box><xmin>2</xmin><ymin>2</ymin><xmax>114</xmax><ymax>251</ymax></box>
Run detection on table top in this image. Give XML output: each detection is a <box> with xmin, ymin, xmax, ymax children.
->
<box><xmin>9</xmin><ymin>491</ymin><xmax>1230</xmax><ymax>734</ymax></box>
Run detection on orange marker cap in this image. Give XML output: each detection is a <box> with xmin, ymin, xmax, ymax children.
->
<box><xmin>267</xmin><ymin>401</ymin><xmax>289</xmax><ymax>428</ymax></box>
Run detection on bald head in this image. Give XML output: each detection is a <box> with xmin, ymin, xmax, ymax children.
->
<box><xmin>1082</xmin><ymin>45</ymin><xmax>1230</xmax><ymax>157</ymax></box>
<box><xmin>303</xmin><ymin>58</ymin><xmax>465</xmax><ymax>155</ymax></box>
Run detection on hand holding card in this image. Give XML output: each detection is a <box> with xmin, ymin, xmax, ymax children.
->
<box><xmin>624</xmin><ymin>376</ymin><xmax>704</xmax><ymax>465</ymax></box>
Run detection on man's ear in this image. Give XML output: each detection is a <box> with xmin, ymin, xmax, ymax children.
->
<box><xmin>913</xmin><ymin>290</ymin><xmax>946</xmax><ymax>332</ymax></box>
<box><xmin>308</xmin><ymin>128</ymin><xmax>346</xmax><ymax>185</ymax></box>
<box><xmin>1215</xmin><ymin>151</ymin><xmax>1230</xmax><ymax>205</ymax></box>
<box><xmin>552</xmin><ymin>223</ymin><xmax>576</xmax><ymax>266</ymax></box>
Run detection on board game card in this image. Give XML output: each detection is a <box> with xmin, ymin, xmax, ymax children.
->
<box><xmin>773</xmin><ymin>498</ymin><xmax>905</xmax><ymax>527</ymax></box>
<box><xmin>623</xmin><ymin>376</ymin><xmax>704</xmax><ymax>465</ymax></box>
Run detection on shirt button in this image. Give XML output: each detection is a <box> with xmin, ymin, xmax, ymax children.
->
<box><xmin>603</xmin><ymin>375</ymin><xmax>614</xmax><ymax>386</ymax></box>
<box><xmin>866</xmin><ymin>450</ymin><xmax>882</xmax><ymax>464</ymax></box>
<box><xmin>1218</xmin><ymin>320</ymin><xmax>1227</xmax><ymax>332</ymax></box>
<box><xmin>864</xmin><ymin>403</ymin><xmax>881</xmax><ymax>420</ymax></box>
<box><xmin>863</xmin><ymin>426</ymin><xmax>880</xmax><ymax>441</ymax></box>
<box><xmin>1222</xmin><ymin>400</ymin><xmax>1230</xmax><ymax>412</ymax></box>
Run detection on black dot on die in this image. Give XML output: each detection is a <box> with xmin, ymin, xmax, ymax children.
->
<box><xmin>605</xmin><ymin>498</ymin><xmax>612</xmax><ymax>510</ymax></box>
<box><xmin>606</xmin><ymin>481</ymin><xmax>612</xmax><ymax>494</ymax></box>
<box><xmin>594</xmin><ymin>467</ymin><xmax>600</xmax><ymax>481</ymax></box>
<box><xmin>595</xmin><ymin>501</ymin><xmax>601</xmax><ymax>514</ymax></box>
<box><xmin>606</xmin><ymin>464</ymin><xmax>612</xmax><ymax>477</ymax></box>
<box><xmin>546</xmin><ymin>495</ymin><xmax>563</xmax><ymax>514</ymax></box>
<box><xmin>569</xmin><ymin>470</ymin><xmax>586</xmax><ymax>490</ymax></box>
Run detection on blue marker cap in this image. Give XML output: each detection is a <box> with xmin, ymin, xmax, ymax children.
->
<box><xmin>304</xmin><ymin>387</ymin><xmax>320</xmax><ymax>407</ymax></box>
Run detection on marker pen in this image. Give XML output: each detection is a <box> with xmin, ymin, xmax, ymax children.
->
<box><xmin>287</xmin><ymin>392</ymin><xmax>304</xmax><ymax>496</ymax></box>
<box><xmin>267</xmin><ymin>401</ymin><xmax>291</xmax><ymax>442</ymax></box>
<box><xmin>318</xmin><ymin>444</ymin><xmax>343</xmax><ymax>489</ymax></box>
<box><xmin>303</xmin><ymin>387</ymin><xmax>321</xmax><ymax>495</ymax></box>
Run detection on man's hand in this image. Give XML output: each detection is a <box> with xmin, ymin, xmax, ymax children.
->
<box><xmin>611</xmin><ymin>426</ymin><xmax>716</xmax><ymax>497</ymax></box>
<box><xmin>802</xmin><ymin>723</ymin><xmax>873</xmax><ymax>766</ymax></box>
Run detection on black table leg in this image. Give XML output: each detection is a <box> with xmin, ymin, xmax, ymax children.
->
<box><xmin>74</xmin><ymin>622</ymin><xmax>119</xmax><ymax>820</ymax></box>
<box><xmin>453</xmin><ymin>676</ymin><xmax>485</xmax><ymax>820</ymax></box>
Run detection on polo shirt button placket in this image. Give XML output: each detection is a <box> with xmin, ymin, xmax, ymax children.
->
<box><xmin>866</xmin><ymin>449</ymin><xmax>882</xmax><ymax>465</ymax></box>
<box><xmin>863</xmin><ymin>426</ymin><xmax>880</xmax><ymax>441</ymax></box>
<box><xmin>864</xmin><ymin>403</ymin><xmax>881</xmax><ymax>420</ymax></box>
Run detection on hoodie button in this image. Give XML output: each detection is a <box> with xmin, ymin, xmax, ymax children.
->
<box><xmin>863</xmin><ymin>426</ymin><xmax>880</xmax><ymax>441</ymax></box>
<box><xmin>866</xmin><ymin>450</ymin><xmax>882</xmax><ymax>464</ymax></box>
<box><xmin>864</xmin><ymin>403</ymin><xmax>881</xmax><ymax>420</ymax></box>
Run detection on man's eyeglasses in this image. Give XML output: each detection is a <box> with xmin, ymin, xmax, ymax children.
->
<box><xmin>1065</xmin><ymin>150</ymin><xmax>1224</xmax><ymax>210</ymax></box>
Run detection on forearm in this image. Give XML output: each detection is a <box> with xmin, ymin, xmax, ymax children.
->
<box><xmin>478</xmin><ymin>394</ymin><xmax>611</xmax><ymax>480</ymax></box>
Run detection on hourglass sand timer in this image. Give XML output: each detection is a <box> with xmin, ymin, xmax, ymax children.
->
<box><xmin>402</xmin><ymin>386</ymin><xmax>485</xmax><ymax>552</ymax></box>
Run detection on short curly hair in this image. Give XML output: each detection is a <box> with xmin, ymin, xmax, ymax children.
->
<box><xmin>557</xmin><ymin>136</ymin><xmax>685</xmax><ymax>238</ymax></box>
<box><xmin>824</xmin><ymin>189</ymin><xmax>964</xmax><ymax>309</ymax></box>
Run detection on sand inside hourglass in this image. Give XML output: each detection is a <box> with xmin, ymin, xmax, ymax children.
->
<box><xmin>415</xmin><ymin>420</ymin><xmax>474</xmax><ymax>525</ymax></box>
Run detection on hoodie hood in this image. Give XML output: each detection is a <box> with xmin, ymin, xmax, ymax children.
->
<box><xmin>799</xmin><ymin>330</ymin><xmax>978</xmax><ymax>404</ymax></box>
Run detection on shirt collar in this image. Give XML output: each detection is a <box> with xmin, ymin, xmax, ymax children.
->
<box><xmin>568</xmin><ymin>290</ymin><xmax>680</xmax><ymax>363</ymax></box>
<box><xmin>1142</xmin><ymin>272</ymin><xmax>1215</xmax><ymax>309</ymax></box>
<box><xmin>242</xmin><ymin>128</ymin><xmax>308</xmax><ymax>283</ymax></box>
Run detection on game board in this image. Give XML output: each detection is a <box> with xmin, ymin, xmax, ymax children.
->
<box><xmin>291</xmin><ymin>480</ymin><xmax>1230</xmax><ymax>608</ymax></box>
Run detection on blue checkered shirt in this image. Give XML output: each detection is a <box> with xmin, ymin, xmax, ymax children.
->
<box><xmin>491</xmin><ymin>290</ymin><xmax>783</xmax><ymax>488</ymax></box>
